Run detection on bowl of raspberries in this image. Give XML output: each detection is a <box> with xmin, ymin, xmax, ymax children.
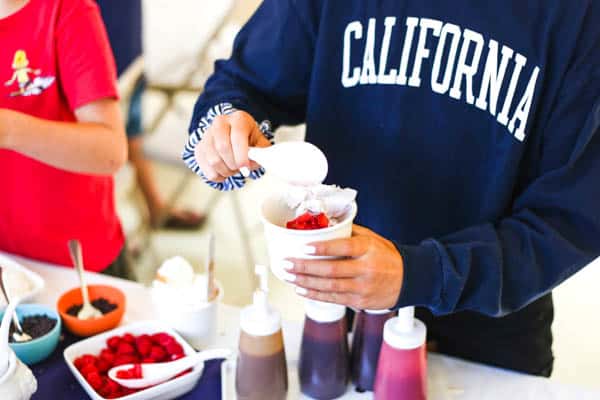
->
<box><xmin>64</xmin><ymin>321</ymin><xmax>211</xmax><ymax>400</ymax></box>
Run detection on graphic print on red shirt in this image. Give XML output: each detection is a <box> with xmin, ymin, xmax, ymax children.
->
<box><xmin>0</xmin><ymin>0</ymin><xmax>124</xmax><ymax>271</ymax></box>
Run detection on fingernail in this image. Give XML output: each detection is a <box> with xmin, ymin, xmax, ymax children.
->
<box><xmin>240</xmin><ymin>167</ymin><xmax>250</xmax><ymax>177</ymax></box>
<box><xmin>303</xmin><ymin>246</ymin><xmax>316</xmax><ymax>255</ymax></box>
<box><xmin>281</xmin><ymin>260</ymin><xmax>294</xmax><ymax>271</ymax></box>
<box><xmin>283</xmin><ymin>272</ymin><xmax>296</xmax><ymax>282</ymax></box>
<box><xmin>295</xmin><ymin>286</ymin><xmax>308</xmax><ymax>296</ymax></box>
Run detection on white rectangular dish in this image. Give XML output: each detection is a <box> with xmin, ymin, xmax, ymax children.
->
<box><xmin>0</xmin><ymin>253</ymin><xmax>45</xmax><ymax>307</ymax></box>
<box><xmin>63</xmin><ymin>320</ymin><xmax>205</xmax><ymax>400</ymax></box>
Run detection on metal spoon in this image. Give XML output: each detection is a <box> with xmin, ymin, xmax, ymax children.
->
<box><xmin>67</xmin><ymin>240</ymin><xmax>103</xmax><ymax>320</ymax></box>
<box><xmin>0</xmin><ymin>267</ymin><xmax>32</xmax><ymax>342</ymax></box>
<box><xmin>206</xmin><ymin>233</ymin><xmax>218</xmax><ymax>302</ymax></box>
<box><xmin>108</xmin><ymin>348</ymin><xmax>231</xmax><ymax>389</ymax></box>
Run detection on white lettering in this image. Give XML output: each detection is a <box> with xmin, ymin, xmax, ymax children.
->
<box><xmin>449</xmin><ymin>29</ymin><xmax>484</xmax><ymax>103</ymax></box>
<box><xmin>377</xmin><ymin>17</ymin><xmax>398</xmax><ymax>84</ymax></box>
<box><xmin>396</xmin><ymin>17</ymin><xmax>419</xmax><ymax>86</ymax></box>
<box><xmin>360</xmin><ymin>18</ymin><xmax>378</xmax><ymax>85</ymax></box>
<box><xmin>342</xmin><ymin>21</ymin><xmax>363</xmax><ymax>88</ymax></box>
<box><xmin>509</xmin><ymin>67</ymin><xmax>540</xmax><ymax>141</ymax></box>
<box><xmin>408</xmin><ymin>18</ymin><xmax>442</xmax><ymax>87</ymax></box>
<box><xmin>431</xmin><ymin>23</ymin><xmax>461</xmax><ymax>95</ymax></box>
<box><xmin>475</xmin><ymin>41</ymin><xmax>514</xmax><ymax>115</ymax></box>
<box><xmin>497</xmin><ymin>53</ymin><xmax>527</xmax><ymax>126</ymax></box>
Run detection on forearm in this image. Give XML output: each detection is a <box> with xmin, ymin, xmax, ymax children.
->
<box><xmin>1</xmin><ymin>108</ymin><xmax>127</xmax><ymax>175</ymax></box>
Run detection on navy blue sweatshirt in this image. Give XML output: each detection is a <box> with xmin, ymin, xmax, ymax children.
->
<box><xmin>185</xmin><ymin>0</ymin><xmax>600</xmax><ymax>317</ymax></box>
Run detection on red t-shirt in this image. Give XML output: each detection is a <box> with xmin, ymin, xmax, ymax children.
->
<box><xmin>0</xmin><ymin>0</ymin><xmax>124</xmax><ymax>271</ymax></box>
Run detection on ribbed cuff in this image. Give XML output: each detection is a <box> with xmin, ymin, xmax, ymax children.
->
<box><xmin>392</xmin><ymin>240</ymin><xmax>443</xmax><ymax>311</ymax></box>
<box><xmin>182</xmin><ymin>102</ymin><xmax>274</xmax><ymax>191</ymax></box>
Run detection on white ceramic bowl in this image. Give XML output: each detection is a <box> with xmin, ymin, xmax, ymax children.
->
<box><xmin>64</xmin><ymin>321</ymin><xmax>206</xmax><ymax>400</ymax></box>
<box><xmin>0</xmin><ymin>253</ymin><xmax>44</xmax><ymax>308</ymax></box>
<box><xmin>260</xmin><ymin>194</ymin><xmax>358</xmax><ymax>281</ymax></box>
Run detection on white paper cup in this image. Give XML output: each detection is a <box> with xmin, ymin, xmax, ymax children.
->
<box><xmin>151</xmin><ymin>281</ymin><xmax>223</xmax><ymax>350</ymax></box>
<box><xmin>260</xmin><ymin>194</ymin><xmax>358</xmax><ymax>281</ymax></box>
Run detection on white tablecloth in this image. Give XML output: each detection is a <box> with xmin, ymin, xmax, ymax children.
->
<box><xmin>6</xmin><ymin>252</ymin><xmax>600</xmax><ymax>400</ymax></box>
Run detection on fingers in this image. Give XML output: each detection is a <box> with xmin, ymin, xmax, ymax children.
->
<box><xmin>212</xmin><ymin>119</ymin><xmax>237</xmax><ymax>171</ymax></box>
<box><xmin>288</xmin><ymin>274</ymin><xmax>357</xmax><ymax>293</ymax></box>
<box><xmin>196</xmin><ymin>113</ymin><xmax>258</xmax><ymax>180</ymax></box>
<box><xmin>230</xmin><ymin>114</ymin><xmax>251</xmax><ymax>171</ymax></box>
<box><xmin>294</xmin><ymin>288</ymin><xmax>357</xmax><ymax>307</ymax></box>
<box><xmin>307</xmin><ymin>236</ymin><xmax>370</xmax><ymax>258</ymax></box>
<box><xmin>283</xmin><ymin>258</ymin><xmax>361</xmax><ymax>278</ymax></box>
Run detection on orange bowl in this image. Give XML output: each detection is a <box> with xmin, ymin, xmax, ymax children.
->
<box><xmin>57</xmin><ymin>285</ymin><xmax>126</xmax><ymax>337</ymax></box>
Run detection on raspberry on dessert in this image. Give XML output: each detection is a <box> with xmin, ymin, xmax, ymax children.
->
<box><xmin>165</xmin><ymin>341</ymin><xmax>184</xmax><ymax>356</ymax></box>
<box><xmin>116</xmin><ymin>342</ymin><xmax>136</xmax><ymax>355</ymax></box>
<box><xmin>149</xmin><ymin>345</ymin><xmax>167</xmax><ymax>362</ymax></box>
<box><xmin>286</xmin><ymin>212</ymin><xmax>330</xmax><ymax>230</ymax></box>
<box><xmin>107</xmin><ymin>336</ymin><xmax>121</xmax><ymax>350</ymax></box>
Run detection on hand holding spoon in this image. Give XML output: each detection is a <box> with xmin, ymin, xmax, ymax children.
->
<box><xmin>247</xmin><ymin>142</ymin><xmax>328</xmax><ymax>186</ymax></box>
<box><xmin>67</xmin><ymin>240</ymin><xmax>102</xmax><ymax>320</ymax></box>
<box><xmin>108</xmin><ymin>348</ymin><xmax>231</xmax><ymax>389</ymax></box>
<box><xmin>0</xmin><ymin>267</ymin><xmax>31</xmax><ymax>343</ymax></box>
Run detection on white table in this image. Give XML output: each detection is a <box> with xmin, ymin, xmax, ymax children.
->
<box><xmin>6</xmin><ymin>252</ymin><xmax>600</xmax><ymax>400</ymax></box>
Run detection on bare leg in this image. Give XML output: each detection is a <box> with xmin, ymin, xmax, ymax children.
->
<box><xmin>128</xmin><ymin>137</ymin><xmax>206</xmax><ymax>229</ymax></box>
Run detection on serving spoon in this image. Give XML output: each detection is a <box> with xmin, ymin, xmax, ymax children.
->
<box><xmin>67</xmin><ymin>240</ymin><xmax>102</xmax><ymax>320</ymax></box>
<box><xmin>108</xmin><ymin>348</ymin><xmax>231</xmax><ymax>389</ymax></box>
<box><xmin>0</xmin><ymin>267</ymin><xmax>31</xmax><ymax>343</ymax></box>
<box><xmin>246</xmin><ymin>142</ymin><xmax>328</xmax><ymax>186</ymax></box>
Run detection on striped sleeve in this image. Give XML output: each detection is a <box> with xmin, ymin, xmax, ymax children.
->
<box><xmin>182</xmin><ymin>103</ymin><xmax>274</xmax><ymax>191</ymax></box>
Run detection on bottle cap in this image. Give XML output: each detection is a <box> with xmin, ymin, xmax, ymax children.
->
<box><xmin>365</xmin><ymin>308</ymin><xmax>393</xmax><ymax>315</ymax></box>
<box><xmin>240</xmin><ymin>265</ymin><xmax>281</xmax><ymax>336</ymax></box>
<box><xmin>383</xmin><ymin>307</ymin><xmax>427</xmax><ymax>350</ymax></box>
<box><xmin>304</xmin><ymin>299</ymin><xmax>346</xmax><ymax>323</ymax></box>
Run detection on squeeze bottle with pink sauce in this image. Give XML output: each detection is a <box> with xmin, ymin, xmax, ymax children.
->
<box><xmin>374</xmin><ymin>306</ymin><xmax>427</xmax><ymax>400</ymax></box>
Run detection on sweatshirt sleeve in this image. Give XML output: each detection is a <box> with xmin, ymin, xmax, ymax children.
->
<box><xmin>395</xmin><ymin>15</ymin><xmax>600</xmax><ymax>316</ymax></box>
<box><xmin>183</xmin><ymin>0</ymin><xmax>318</xmax><ymax>189</ymax></box>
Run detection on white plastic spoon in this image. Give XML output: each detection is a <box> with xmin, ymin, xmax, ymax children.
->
<box><xmin>247</xmin><ymin>142</ymin><xmax>328</xmax><ymax>186</ymax></box>
<box><xmin>67</xmin><ymin>240</ymin><xmax>102</xmax><ymax>320</ymax></box>
<box><xmin>108</xmin><ymin>348</ymin><xmax>231</xmax><ymax>389</ymax></box>
<box><xmin>0</xmin><ymin>297</ymin><xmax>21</xmax><ymax>377</ymax></box>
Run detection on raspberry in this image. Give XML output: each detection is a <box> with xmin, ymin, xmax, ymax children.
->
<box><xmin>87</xmin><ymin>372</ymin><xmax>103</xmax><ymax>390</ymax></box>
<box><xmin>165</xmin><ymin>341</ymin><xmax>184</xmax><ymax>356</ymax></box>
<box><xmin>116</xmin><ymin>342</ymin><xmax>136</xmax><ymax>355</ymax></box>
<box><xmin>170</xmin><ymin>353</ymin><xmax>185</xmax><ymax>361</ymax></box>
<box><xmin>107</xmin><ymin>336</ymin><xmax>121</xmax><ymax>350</ymax></box>
<box><xmin>96</xmin><ymin>359</ymin><xmax>111</xmax><ymax>374</ymax></box>
<box><xmin>122</xmin><ymin>333</ymin><xmax>135</xmax><ymax>344</ymax></box>
<box><xmin>113</xmin><ymin>354</ymin><xmax>138</xmax><ymax>366</ymax></box>
<box><xmin>99</xmin><ymin>349</ymin><xmax>116</xmax><ymax>365</ymax></box>
<box><xmin>286</xmin><ymin>212</ymin><xmax>329</xmax><ymax>230</ymax></box>
<box><xmin>151</xmin><ymin>332</ymin><xmax>174</xmax><ymax>347</ymax></box>
<box><xmin>149</xmin><ymin>345</ymin><xmax>167</xmax><ymax>362</ymax></box>
<box><xmin>80</xmin><ymin>363</ymin><xmax>98</xmax><ymax>377</ymax></box>
<box><xmin>135</xmin><ymin>336</ymin><xmax>153</xmax><ymax>357</ymax></box>
<box><xmin>141</xmin><ymin>357</ymin><xmax>155</xmax><ymax>363</ymax></box>
<box><xmin>116</xmin><ymin>370</ymin><xmax>131</xmax><ymax>379</ymax></box>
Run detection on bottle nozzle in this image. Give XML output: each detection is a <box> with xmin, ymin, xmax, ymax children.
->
<box><xmin>396</xmin><ymin>306</ymin><xmax>415</xmax><ymax>333</ymax></box>
<box><xmin>255</xmin><ymin>264</ymin><xmax>269</xmax><ymax>293</ymax></box>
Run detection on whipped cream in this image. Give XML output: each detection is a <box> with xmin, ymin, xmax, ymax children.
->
<box><xmin>152</xmin><ymin>257</ymin><xmax>210</xmax><ymax>309</ymax></box>
<box><xmin>284</xmin><ymin>184</ymin><xmax>357</xmax><ymax>225</ymax></box>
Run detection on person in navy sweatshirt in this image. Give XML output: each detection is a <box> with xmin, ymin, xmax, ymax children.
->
<box><xmin>183</xmin><ymin>1</ymin><xmax>600</xmax><ymax>376</ymax></box>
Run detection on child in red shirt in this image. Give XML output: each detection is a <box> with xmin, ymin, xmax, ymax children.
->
<box><xmin>0</xmin><ymin>0</ymin><xmax>127</xmax><ymax>272</ymax></box>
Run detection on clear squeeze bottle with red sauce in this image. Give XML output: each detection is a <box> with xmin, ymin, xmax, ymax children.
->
<box><xmin>299</xmin><ymin>300</ymin><xmax>349</xmax><ymax>399</ymax></box>
<box><xmin>350</xmin><ymin>309</ymin><xmax>395</xmax><ymax>392</ymax></box>
<box><xmin>374</xmin><ymin>306</ymin><xmax>427</xmax><ymax>400</ymax></box>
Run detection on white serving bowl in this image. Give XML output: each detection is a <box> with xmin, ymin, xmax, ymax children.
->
<box><xmin>64</xmin><ymin>320</ymin><xmax>208</xmax><ymax>400</ymax></box>
<box><xmin>0</xmin><ymin>253</ymin><xmax>45</xmax><ymax>308</ymax></box>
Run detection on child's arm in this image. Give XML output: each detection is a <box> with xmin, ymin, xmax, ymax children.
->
<box><xmin>0</xmin><ymin>97</ymin><xmax>127</xmax><ymax>175</ymax></box>
<box><xmin>4</xmin><ymin>72</ymin><xmax>17</xmax><ymax>86</ymax></box>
